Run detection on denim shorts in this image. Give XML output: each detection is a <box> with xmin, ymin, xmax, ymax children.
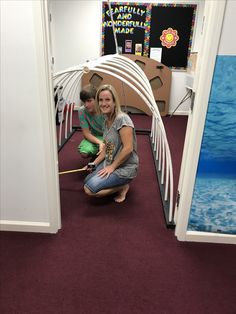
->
<box><xmin>84</xmin><ymin>163</ymin><xmax>131</xmax><ymax>193</ymax></box>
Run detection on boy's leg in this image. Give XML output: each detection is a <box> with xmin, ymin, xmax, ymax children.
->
<box><xmin>78</xmin><ymin>136</ymin><xmax>103</xmax><ymax>158</ymax></box>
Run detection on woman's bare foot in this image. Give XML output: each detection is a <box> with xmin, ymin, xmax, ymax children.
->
<box><xmin>114</xmin><ymin>184</ymin><xmax>130</xmax><ymax>203</ymax></box>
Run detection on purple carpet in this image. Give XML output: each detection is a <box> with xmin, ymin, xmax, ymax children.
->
<box><xmin>1</xmin><ymin>115</ymin><xmax>236</xmax><ymax>314</ymax></box>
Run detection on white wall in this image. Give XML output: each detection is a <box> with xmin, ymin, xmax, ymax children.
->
<box><xmin>49</xmin><ymin>0</ymin><xmax>205</xmax><ymax>114</ymax></box>
<box><xmin>0</xmin><ymin>1</ymin><xmax>61</xmax><ymax>232</ymax></box>
<box><xmin>50</xmin><ymin>0</ymin><xmax>101</xmax><ymax>71</ymax></box>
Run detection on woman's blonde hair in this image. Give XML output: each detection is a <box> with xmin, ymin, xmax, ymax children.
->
<box><xmin>95</xmin><ymin>84</ymin><xmax>122</xmax><ymax>121</ymax></box>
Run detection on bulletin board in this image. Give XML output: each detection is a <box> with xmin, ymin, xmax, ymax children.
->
<box><xmin>102</xmin><ymin>2</ymin><xmax>197</xmax><ymax>69</ymax></box>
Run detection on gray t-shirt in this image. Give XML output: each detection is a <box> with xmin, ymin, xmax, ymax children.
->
<box><xmin>103</xmin><ymin>112</ymin><xmax>139</xmax><ymax>179</ymax></box>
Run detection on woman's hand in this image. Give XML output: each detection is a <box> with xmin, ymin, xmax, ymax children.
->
<box><xmin>97</xmin><ymin>165</ymin><xmax>115</xmax><ymax>178</ymax></box>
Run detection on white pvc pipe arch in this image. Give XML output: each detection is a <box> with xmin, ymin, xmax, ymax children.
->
<box><xmin>53</xmin><ymin>54</ymin><xmax>174</xmax><ymax>222</ymax></box>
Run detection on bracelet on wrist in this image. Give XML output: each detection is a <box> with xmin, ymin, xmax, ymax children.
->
<box><xmin>87</xmin><ymin>162</ymin><xmax>96</xmax><ymax>170</ymax></box>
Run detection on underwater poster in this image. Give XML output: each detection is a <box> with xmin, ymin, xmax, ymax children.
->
<box><xmin>188</xmin><ymin>56</ymin><xmax>236</xmax><ymax>234</ymax></box>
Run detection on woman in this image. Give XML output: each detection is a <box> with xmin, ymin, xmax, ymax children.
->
<box><xmin>84</xmin><ymin>84</ymin><xmax>139</xmax><ymax>203</ymax></box>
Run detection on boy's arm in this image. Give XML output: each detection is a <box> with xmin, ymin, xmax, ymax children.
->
<box><xmin>82</xmin><ymin>128</ymin><xmax>101</xmax><ymax>145</ymax></box>
<box><xmin>82</xmin><ymin>128</ymin><xmax>105</xmax><ymax>154</ymax></box>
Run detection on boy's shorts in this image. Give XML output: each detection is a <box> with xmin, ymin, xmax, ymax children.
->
<box><xmin>78</xmin><ymin>135</ymin><xmax>103</xmax><ymax>156</ymax></box>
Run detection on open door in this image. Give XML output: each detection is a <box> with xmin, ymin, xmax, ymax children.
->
<box><xmin>174</xmin><ymin>0</ymin><xmax>236</xmax><ymax>244</ymax></box>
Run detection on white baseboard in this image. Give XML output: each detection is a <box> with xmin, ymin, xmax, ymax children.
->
<box><xmin>183</xmin><ymin>231</ymin><xmax>236</xmax><ymax>245</ymax></box>
<box><xmin>168</xmin><ymin>110</ymin><xmax>189</xmax><ymax>116</ymax></box>
<box><xmin>0</xmin><ymin>220</ymin><xmax>59</xmax><ymax>234</ymax></box>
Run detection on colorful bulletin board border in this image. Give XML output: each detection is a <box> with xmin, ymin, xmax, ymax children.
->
<box><xmin>150</xmin><ymin>3</ymin><xmax>197</xmax><ymax>69</ymax></box>
<box><xmin>102</xmin><ymin>2</ymin><xmax>197</xmax><ymax>69</ymax></box>
<box><xmin>102</xmin><ymin>2</ymin><xmax>148</xmax><ymax>56</ymax></box>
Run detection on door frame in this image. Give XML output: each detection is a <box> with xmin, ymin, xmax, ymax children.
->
<box><xmin>45</xmin><ymin>0</ymin><xmax>235</xmax><ymax>242</ymax></box>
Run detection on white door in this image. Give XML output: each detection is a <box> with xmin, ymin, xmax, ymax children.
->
<box><xmin>175</xmin><ymin>0</ymin><xmax>236</xmax><ymax>244</ymax></box>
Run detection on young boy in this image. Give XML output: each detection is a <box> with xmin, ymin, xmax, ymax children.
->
<box><xmin>78</xmin><ymin>85</ymin><xmax>105</xmax><ymax>158</ymax></box>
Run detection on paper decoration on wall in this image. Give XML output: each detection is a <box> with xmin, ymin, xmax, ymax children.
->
<box><xmin>102</xmin><ymin>2</ymin><xmax>147</xmax><ymax>56</ymax></box>
<box><xmin>135</xmin><ymin>43</ymin><xmax>142</xmax><ymax>55</ymax></box>
<box><xmin>125</xmin><ymin>40</ymin><xmax>132</xmax><ymax>53</ymax></box>
<box><xmin>150</xmin><ymin>47</ymin><xmax>162</xmax><ymax>62</ymax></box>
<box><xmin>160</xmin><ymin>28</ymin><xmax>179</xmax><ymax>49</ymax></box>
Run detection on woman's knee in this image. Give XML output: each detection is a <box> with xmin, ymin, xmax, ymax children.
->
<box><xmin>84</xmin><ymin>185</ymin><xmax>104</xmax><ymax>198</ymax></box>
<box><xmin>84</xmin><ymin>185</ymin><xmax>94</xmax><ymax>196</ymax></box>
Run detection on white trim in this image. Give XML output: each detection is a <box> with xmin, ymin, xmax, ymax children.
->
<box><xmin>169</xmin><ymin>110</ymin><xmax>189</xmax><ymax>116</ymax></box>
<box><xmin>173</xmin><ymin>111</ymin><xmax>193</xmax><ymax>223</ymax></box>
<box><xmin>32</xmin><ymin>1</ymin><xmax>61</xmax><ymax>233</ymax></box>
<box><xmin>181</xmin><ymin>231</ymin><xmax>236</xmax><ymax>245</ymax></box>
<box><xmin>175</xmin><ymin>1</ymin><xmax>232</xmax><ymax>242</ymax></box>
<box><xmin>0</xmin><ymin>220</ymin><xmax>58</xmax><ymax>234</ymax></box>
<box><xmin>0</xmin><ymin>1</ymin><xmax>61</xmax><ymax>234</ymax></box>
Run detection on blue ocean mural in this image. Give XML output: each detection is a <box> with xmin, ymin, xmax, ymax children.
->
<box><xmin>188</xmin><ymin>55</ymin><xmax>236</xmax><ymax>234</ymax></box>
